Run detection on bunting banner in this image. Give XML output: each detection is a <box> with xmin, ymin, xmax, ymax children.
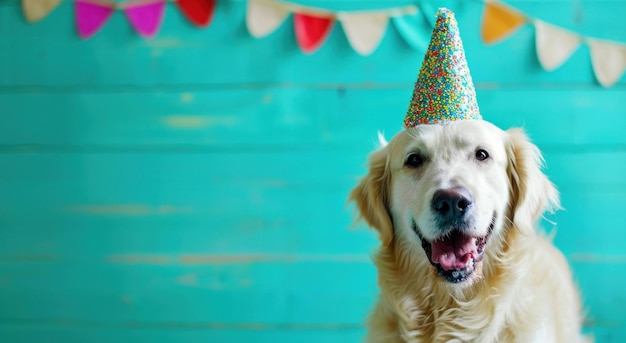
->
<box><xmin>338</xmin><ymin>12</ymin><xmax>389</xmax><ymax>56</ymax></box>
<box><xmin>75</xmin><ymin>0</ymin><xmax>114</xmax><ymax>38</ymax></box>
<box><xmin>75</xmin><ymin>0</ymin><xmax>166</xmax><ymax>38</ymax></box>
<box><xmin>18</xmin><ymin>0</ymin><xmax>626</xmax><ymax>86</ymax></box>
<box><xmin>22</xmin><ymin>0</ymin><xmax>62</xmax><ymax>22</ymax></box>
<box><xmin>176</xmin><ymin>0</ymin><xmax>216</xmax><ymax>27</ymax></box>
<box><xmin>481</xmin><ymin>0</ymin><xmax>626</xmax><ymax>87</ymax></box>
<box><xmin>245</xmin><ymin>0</ymin><xmax>427</xmax><ymax>55</ymax></box>
<box><xmin>23</xmin><ymin>0</ymin><xmax>216</xmax><ymax>32</ymax></box>
<box><xmin>481</xmin><ymin>1</ymin><xmax>525</xmax><ymax>45</ymax></box>
<box><xmin>588</xmin><ymin>39</ymin><xmax>626</xmax><ymax>88</ymax></box>
<box><xmin>124</xmin><ymin>0</ymin><xmax>167</xmax><ymax>38</ymax></box>
<box><xmin>246</xmin><ymin>0</ymin><xmax>290</xmax><ymax>38</ymax></box>
<box><xmin>534</xmin><ymin>20</ymin><xmax>580</xmax><ymax>72</ymax></box>
<box><xmin>23</xmin><ymin>0</ymin><xmax>431</xmax><ymax>54</ymax></box>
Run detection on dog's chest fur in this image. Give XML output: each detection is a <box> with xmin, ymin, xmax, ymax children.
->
<box><xmin>365</xmin><ymin>234</ymin><xmax>558</xmax><ymax>343</ymax></box>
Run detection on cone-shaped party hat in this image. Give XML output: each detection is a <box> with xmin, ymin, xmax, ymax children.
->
<box><xmin>404</xmin><ymin>8</ymin><xmax>481</xmax><ymax>127</ymax></box>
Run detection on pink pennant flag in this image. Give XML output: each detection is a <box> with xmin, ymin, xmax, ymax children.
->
<box><xmin>294</xmin><ymin>13</ymin><xmax>335</xmax><ymax>54</ymax></box>
<box><xmin>75</xmin><ymin>0</ymin><xmax>115</xmax><ymax>39</ymax></box>
<box><xmin>123</xmin><ymin>0</ymin><xmax>166</xmax><ymax>38</ymax></box>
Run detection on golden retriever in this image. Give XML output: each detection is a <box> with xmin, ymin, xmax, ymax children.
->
<box><xmin>349</xmin><ymin>120</ymin><xmax>587</xmax><ymax>342</ymax></box>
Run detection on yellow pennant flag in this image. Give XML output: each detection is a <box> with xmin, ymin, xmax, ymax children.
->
<box><xmin>481</xmin><ymin>1</ymin><xmax>526</xmax><ymax>45</ymax></box>
<box><xmin>22</xmin><ymin>0</ymin><xmax>62</xmax><ymax>22</ymax></box>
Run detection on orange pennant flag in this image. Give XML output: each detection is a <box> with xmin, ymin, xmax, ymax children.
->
<box><xmin>481</xmin><ymin>1</ymin><xmax>526</xmax><ymax>45</ymax></box>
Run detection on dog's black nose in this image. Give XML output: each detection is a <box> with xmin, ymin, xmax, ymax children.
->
<box><xmin>432</xmin><ymin>187</ymin><xmax>473</xmax><ymax>220</ymax></box>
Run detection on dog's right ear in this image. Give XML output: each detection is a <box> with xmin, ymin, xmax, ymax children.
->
<box><xmin>348</xmin><ymin>146</ymin><xmax>393</xmax><ymax>247</ymax></box>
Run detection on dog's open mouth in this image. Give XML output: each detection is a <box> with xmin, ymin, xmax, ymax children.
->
<box><xmin>413</xmin><ymin>219</ymin><xmax>494</xmax><ymax>283</ymax></box>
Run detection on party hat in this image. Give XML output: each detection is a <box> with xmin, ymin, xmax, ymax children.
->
<box><xmin>404</xmin><ymin>8</ymin><xmax>481</xmax><ymax>127</ymax></box>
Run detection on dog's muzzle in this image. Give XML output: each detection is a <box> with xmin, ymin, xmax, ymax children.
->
<box><xmin>413</xmin><ymin>218</ymin><xmax>494</xmax><ymax>283</ymax></box>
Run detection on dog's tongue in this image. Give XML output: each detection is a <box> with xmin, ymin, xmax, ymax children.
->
<box><xmin>430</xmin><ymin>231</ymin><xmax>477</xmax><ymax>270</ymax></box>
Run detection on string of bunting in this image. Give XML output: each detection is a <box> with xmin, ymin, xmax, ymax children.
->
<box><xmin>245</xmin><ymin>0</ymin><xmax>434</xmax><ymax>55</ymax></box>
<box><xmin>481</xmin><ymin>0</ymin><xmax>626</xmax><ymax>87</ymax></box>
<box><xmin>23</xmin><ymin>0</ymin><xmax>216</xmax><ymax>38</ymax></box>
<box><xmin>20</xmin><ymin>0</ymin><xmax>626</xmax><ymax>86</ymax></box>
<box><xmin>21</xmin><ymin>0</ymin><xmax>434</xmax><ymax>54</ymax></box>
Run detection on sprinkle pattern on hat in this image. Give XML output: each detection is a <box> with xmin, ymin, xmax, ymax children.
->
<box><xmin>404</xmin><ymin>8</ymin><xmax>481</xmax><ymax>127</ymax></box>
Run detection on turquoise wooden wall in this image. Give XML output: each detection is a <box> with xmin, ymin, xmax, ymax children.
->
<box><xmin>1</xmin><ymin>0</ymin><xmax>625</xmax><ymax>341</ymax></box>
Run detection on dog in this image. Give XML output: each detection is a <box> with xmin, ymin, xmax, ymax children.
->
<box><xmin>349</xmin><ymin>120</ymin><xmax>587</xmax><ymax>342</ymax></box>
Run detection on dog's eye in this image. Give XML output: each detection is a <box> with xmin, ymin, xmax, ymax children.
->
<box><xmin>475</xmin><ymin>149</ymin><xmax>490</xmax><ymax>161</ymax></box>
<box><xmin>405</xmin><ymin>153</ymin><xmax>426</xmax><ymax>168</ymax></box>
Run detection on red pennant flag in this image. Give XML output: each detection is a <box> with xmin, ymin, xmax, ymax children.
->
<box><xmin>75</xmin><ymin>0</ymin><xmax>115</xmax><ymax>39</ymax></box>
<box><xmin>123</xmin><ymin>0</ymin><xmax>166</xmax><ymax>38</ymax></box>
<box><xmin>176</xmin><ymin>0</ymin><xmax>216</xmax><ymax>27</ymax></box>
<box><xmin>294</xmin><ymin>13</ymin><xmax>334</xmax><ymax>54</ymax></box>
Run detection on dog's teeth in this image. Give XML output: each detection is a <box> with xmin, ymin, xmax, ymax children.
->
<box><xmin>452</xmin><ymin>271</ymin><xmax>460</xmax><ymax>278</ymax></box>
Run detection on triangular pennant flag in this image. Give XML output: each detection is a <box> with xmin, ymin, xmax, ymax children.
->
<box><xmin>293</xmin><ymin>12</ymin><xmax>334</xmax><ymax>54</ymax></box>
<box><xmin>481</xmin><ymin>1</ymin><xmax>526</xmax><ymax>44</ymax></box>
<box><xmin>22</xmin><ymin>0</ymin><xmax>62</xmax><ymax>23</ymax></box>
<box><xmin>392</xmin><ymin>12</ymin><xmax>431</xmax><ymax>51</ymax></box>
<box><xmin>246</xmin><ymin>0</ymin><xmax>290</xmax><ymax>38</ymax></box>
<box><xmin>339</xmin><ymin>12</ymin><xmax>389</xmax><ymax>56</ymax></box>
<box><xmin>589</xmin><ymin>40</ymin><xmax>626</xmax><ymax>88</ymax></box>
<box><xmin>123</xmin><ymin>0</ymin><xmax>166</xmax><ymax>38</ymax></box>
<box><xmin>535</xmin><ymin>20</ymin><xmax>580</xmax><ymax>71</ymax></box>
<box><xmin>75</xmin><ymin>0</ymin><xmax>115</xmax><ymax>39</ymax></box>
<box><xmin>176</xmin><ymin>0</ymin><xmax>216</xmax><ymax>28</ymax></box>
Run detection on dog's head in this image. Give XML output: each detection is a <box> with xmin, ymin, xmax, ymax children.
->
<box><xmin>349</xmin><ymin>120</ymin><xmax>559</xmax><ymax>285</ymax></box>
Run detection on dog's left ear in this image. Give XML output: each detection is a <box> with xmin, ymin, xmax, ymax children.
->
<box><xmin>506</xmin><ymin>128</ymin><xmax>561</xmax><ymax>233</ymax></box>
<box><xmin>348</xmin><ymin>146</ymin><xmax>394</xmax><ymax>247</ymax></box>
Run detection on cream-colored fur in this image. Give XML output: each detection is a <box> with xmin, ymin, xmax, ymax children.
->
<box><xmin>349</xmin><ymin>120</ymin><xmax>587</xmax><ymax>343</ymax></box>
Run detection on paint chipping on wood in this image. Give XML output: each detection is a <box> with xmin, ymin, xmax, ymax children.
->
<box><xmin>570</xmin><ymin>253</ymin><xmax>626</xmax><ymax>264</ymax></box>
<box><xmin>62</xmin><ymin>204</ymin><xmax>194</xmax><ymax>216</ymax></box>
<box><xmin>0</xmin><ymin>254</ymin><xmax>59</xmax><ymax>263</ymax></box>
<box><xmin>107</xmin><ymin>253</ymin><xmax>371</xmax><ymax>265</ymax></box>
<box><xmin>120</xmin><ymin>295</ymin><xmax>134</xmax><ymax>305</ymax></box>
<box><xmin>107</xmin><ymin>254</ymin><xmax>172</xmax><ymax>265</ymax></box>
<box><xmin>180</xmin><ymin>93</ymin><xmax>194</xmax><ymax>103</ymax></box>
<box><xmin>0</xmin><ymin>318</ymin><xmax>364</xmax><ymax>330</ymax></box>
<box><xmin>177</xmin><ymin>273</ymin><xmax>199</xmax><ymax>286</ymax></box>
<box><xmin>143</xmin><ymin>39</ymin><xmax>188</xmax><ymax>48</ymax></box>
<box><xmin>162</xmin><ymin>115</ymin><xmax>238</xmax><ymax>129</ymax></box>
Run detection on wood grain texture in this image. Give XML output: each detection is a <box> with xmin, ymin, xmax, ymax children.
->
<box><xmin>0</xmin><ymin>88</ymin><xmax>625</xmax><ymax>148</ymax></box>
<box><xmin>0</xmin><ymin>0</ymin><xmax>625</xmax><ymax>341</ymax></box>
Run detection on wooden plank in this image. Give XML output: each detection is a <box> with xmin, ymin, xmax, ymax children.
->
<box><xmin>0</xmin><ymin>189</ymin><xmax>625</xmax><ymax>256</ymax></box>
<box><xmin>0</xmin><ymin>88</ymin><xmax>625</xmax><ymax>148</ymax></box>
<box><xmin>0</xmin><ymin>325</ymin><xmax>365</xmax><ymax>343</ymax></box>
<box><xmin>0</xmin><ymin>259</ymin><xmax>622</xmax><ymax>332</ymax></box>
<box><xmin>0</xmin><ymin>151</ymin><xmax>623</xmax><ymax>203</ymax></box>
<box><xmin>573</xmin><ymin>261</ymin><xmax>626</xmax><ymax>340</ymax></box>
<box><xmin>0</xmin><ymin>151</ymin><xmax>624</xmax><ymax>256</ymax></box>
<box><xmin>0</xmin><ymin>261</ymin><xmax>377</xmax><ymax>323</ymax></box>
<box><xmin>1</xmin><ymin>1</ymin><xmax>625</xmax><ymax>87</ymax></box>
<box><xmin>1</xmin><ymin>324</ymin><xmax>624</xmax><ymax>343</ymax></box>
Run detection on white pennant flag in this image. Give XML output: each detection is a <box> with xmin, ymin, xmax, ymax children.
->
<box><xmin>535</xmin><ymin>20</ymin><xmax>580</xmax><ymax>71</ymax></box>
<box><xmin>589</xmin><ymin>39</ymin><xmax>626</xmax><ymax>88</ymax></box>
<box><xmin>339</xmin><ymin>12</ymin><xmax>389</xmax><ymax>56</ymax></box>
<box><xmin>246</xmin><ymin>0</ymin><xmax>290</xmax><ymax>38</ymax></box>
